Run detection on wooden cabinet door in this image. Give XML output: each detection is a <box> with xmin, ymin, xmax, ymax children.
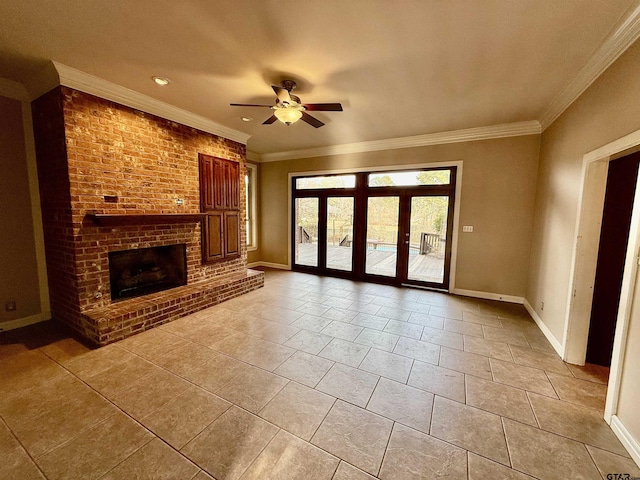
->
<box><xmin>204</xmin><ymin>212</ymin><xmax>224</xmax><ymax>262</ymax></box>
<box><xmin>199</xmin><ymin>155</ymin><xmax>215</xmax><ymax>211</ymax></box>
<box><xmin>224</xmin><ymin>211</ymin><xmax>240</xmax><ymax>257</ymax></box>
<box><xmin>213</xmin><ymin>159</ymin><xmax>226</xmax><ymax>210</ymax></box>
<box><xmin>226</xmin><ymin>161</ymin><xmax>240</xmax><ymax>210</ymax></box>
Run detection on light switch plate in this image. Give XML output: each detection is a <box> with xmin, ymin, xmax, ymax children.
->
<box><xmin>462</xmin><ymin>226</ymin><xmax>474</xmax><ymax>233</ymax></box>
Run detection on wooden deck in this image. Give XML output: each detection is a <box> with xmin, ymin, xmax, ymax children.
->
<box><xmin>295</xmin><ymin>244</ymin><xmax>444</xmax><ymax>283</ymax></box>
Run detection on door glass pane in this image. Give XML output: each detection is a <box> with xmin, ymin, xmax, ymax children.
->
<box><xmin>369</xmin><ymin>169</ymin><xmax>450</xmax><ymax>187</ymax></box>
<box><xmin>295</xmin><ymin>198</ymin><xmax>319</xmax><ymax>267</ymax></box>
<box><xmin>326</xmin><ymin>197</ymin><xmax>354</xmax><ymax>271</ymax></box>
<box><xmin>366</xmin><ymin>196</ymin><xmax>399</xmax><ymax>277</ymax></box>
<box><xmin>408</xmin><ymin>196</ymin><xmax>448</xmax><ymax>284</ymax></box>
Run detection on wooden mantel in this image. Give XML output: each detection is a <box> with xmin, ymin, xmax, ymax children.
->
<box><xmin>87</xmin><ymin>213</ymin><xmax>206</xmax><ymax>227</ymax></box>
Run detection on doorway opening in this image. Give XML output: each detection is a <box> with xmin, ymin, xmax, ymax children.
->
<box><xmin>291</xmin><ymin>167</ymin><xmax>456</xmax><ymax>290</ymax></box>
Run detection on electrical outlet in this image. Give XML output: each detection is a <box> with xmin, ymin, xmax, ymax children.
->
<box><xmin>540</xmin><ymin>301</ymin><xmax>544</xmax><ymax>311</ymax></box>
<box><xmin>462</xmin><ymin>225</ymin><xmax>474</xmax><ymax>233</ymax></box>
<box><xmin>5</xmin><ymin>300</ymin><xmax>16</xmax><ymax>312</ymax></box>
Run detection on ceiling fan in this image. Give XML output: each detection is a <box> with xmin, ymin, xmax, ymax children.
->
<box><xmin>230</xmin><ymin>80</ymin><xmax>343</xmax><ymax>128</ymax></box>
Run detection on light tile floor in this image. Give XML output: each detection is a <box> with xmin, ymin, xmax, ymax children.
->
<box><xmin>1</xmin><ymin>269</ymin><xmax>639</xmax><ymax>479</ymax></box>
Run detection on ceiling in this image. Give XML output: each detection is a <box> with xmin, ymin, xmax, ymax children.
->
<box><xmin>0</xmin><ymin>0</ymin><xmax>638</xmax><ymax>156</ymax></box>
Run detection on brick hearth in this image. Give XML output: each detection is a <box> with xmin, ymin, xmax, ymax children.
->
<box><xmin>31</xmin><ymin>86</ymin><xmax>263</xmax><ymax>346</ymax></box>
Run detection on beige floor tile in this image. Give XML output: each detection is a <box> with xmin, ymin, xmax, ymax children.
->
<box><xmin>141</xmin><ymin>386</ymin><xmax>231</xmax><ymax>449</ymax></box>
<box><xmin>182</xmin><ymin>322</ymin><xmax>239</xmax><ymax>347</ymax></box>
<box><xmin>567</xmin><ymin>363</ymin><xmax>610</xmax><ymax>384</ymax></box>
<box><xmin>181</xmin><ymin>406</ymin><xmax>279</xmax><ymax>480</ymax></box>
<box><xmin>260</xmin><ymin>296</ymin><xmax>307</xmax><ymax>310</ymax></box>
<box><xmin>61</xmin><ymin>344</ymin><xmax>135</xmax><ymax>379</ymax></box>
<box><xmin>332</xmin><ymin>461</ymin><xmax>377</xmax><ymax>480</ymax></box>
<box><xmin>311</xmin><ymin>400</ymin><xmax>393</xmax><ymax>476</ymax></box>
<box><xmin>296</xmin><ymin>302</ymin><xmax>332</xmax><ymax>316</ymax></box>
<box><xmin>503</xmin><ymin>418</ymin><xmax>602</xmax><ymax>480</ymax></box>
<box><xmin>193</xmin><ymin>471</ymin><xmax>215</xmax><ymax>480</ymax></box>
<box><xmin>528</xmin><ymin>393</ymin><xmax>627</xmax><ymax>455</ymax></box>
<box><xmin>420</xmin><ymin>326</ymin><xmax>463</xmax><ymax>350</ymax></box>
<box><xmin>85</xmin><ymin>354</ymin><xmax>160</xmax><ymax>397</ymax></box>
<box><xmin>240</xmin><ymin>430</ymin><xmax>339</xmax><ymax>479</ymax></box>
<box><xmin>509</xmin><ymin>345</ymin><xmax>572</xmax><ymax>376</ymax></box>
<box><xmin>393</xmin><ymin>336</ymin><xmax>440</xmax><ymax>364</ymax></box>
<box><xmin>468</xmin><ymin>452</ymin><xmax>536</xmax><ymax>480</ymax></box>
<box><xmin>259</xmin><ymin>381</ymin><xmax>335</xmax><ymax>440</ymax></box>
<box><xmin>318</xmin><ymin>338</ymin><xmax>370</xmax><ymax>367</ymax></box>
<box><xmin>153</xmin><ymin>341</ymin><xmax>219</xmax><ymax>377</ymax></box>
<box><xmin>217</xmin><ymin>366</ymin><xmax>289</xmax><ymax>413</ymax></box>
<box><xmin>354</xmin><ymin>328</ymin><xmax>399</xmax><ymax>352</ymax></box>
<box><xmin>236</xmin><ymin>340</ymin><xmax>295</xmax><ymax>371</ymax></box>
<box><xmin>249</xmin><ymin>320</ymin><xmax>300</xmax><ymax>344</ymax></box>
<box><xmin>377</xmin><ymin>306</ymin><xmax>412</xmax><ymax>321</ymax></box>
<box><xmin>408</xmin><ymin>360</ymin><xmax>466</xmax><ymax>402</ymax></box>
<box><xmin>316</xmin><ymin>363</ymin><xmax>379</xmax><ymax>407</ymax></box>
<box><xmin>284</xmin><ymin>329</ymin><xmax>333</xmax><ymax>354</ymax></box>
<box><xmin>208</xmin><ymin>331</ymin><xmax>264</xmax><ymax>357</ymax></box>
<box><xmin>383</xmin><ymin>320</ymin><xmax>423</xmax><ymax>339</ymax></box>
<box><xmin>38</xmin><ymin>337</ymin><xmax>91</xmax><ymax>364</ymax></box>
<box><xmin>586</xmin><ymin>445</ymin><xmax>640</xmax><ymax>478</ymax></box>
<box><xmin>36</xmin><ymin>412</ymin><xmax>153</xmax><ymax>480</ymax></box>
<box><xmin>359</xmin><ymin>348</ymin><xmax>413</xmax><ymax>383</ymax></box>
<box><xmin>407</xmin><ymin>312</ymin><xmax>445</xmax><ymax>329</ymax></box>
<box><xmin>482</xmin><ymin>326</ymin><xmax>530</xmax><ymax>347</ymax></box>
<box><xmin>430</xmin><ymin>396</ymin><xmax>510</xmax><ymax>465</ymax></box>
<box><xmin>439</xmin><ymin>346</ymin><xmax>492</xmax><ymax>379</ymax></box>
<box><xmin>321</xmin><ymin>321</ymin><xmax>364</xmax><ymax>341</ymax></box>
<box><xmin>428</xmin><ymin>305</ymin><xmax>464</xmax><ymax>320</ymax></box>
<box><xmin>444</xmin><ymin>318</ymin><xmax>484</xmax><ymax>337</ymax></box>
<box><xmin>246</xmin><ymin>304</ymin><xmax>305</xmax><ymax>324</ymax></box>
<box><xmin>109</xmin><ymin>367</ymin><xmax>192</xmax><ymax>420</ymax></box>
<box><xmin>367</xmin><ymin>378</ymin><xmax>434</xmax><ymax>433</ymax></box>
<box><xmin>490</xmin><ymin>358</ymin><xmax>557</xmax><ymax>397</ymax></box>
<box><xmin>348</xmin><ymin>302</ymin><xmax>383</xmax><ymax>315</ymax></box>
<box><xmin>181</xmin><ymin>351</ymin><xmax>251</xmax><ymax>393</ymax></box>
<box><xmin>463</xmin><ymin>336</ymin><xmax>513</xmax><ymax>362</ymax></box>
<box><xmin>379</xmin><ymin>423</ymin><xmax>467</xmax><ymax>479</ymax></box>
<box><xmin>524</xmin><ymin>331</ymin><xmax>558</xmax><ymax>354</ymax></box>
<box><xmin>7</xmin><ymin>386</ymin><xmax>119</xmax><ymax>458</ymax></box>
<box><xmin>0</xmin><ymin>420</ymin><xmax>46</xmax><ymax>480</ymax></box>
<box><xmin>350</xmin><ymin>312</ymin><xmax>389</xmax><ymax>329</ymax></box>
<box><xmin>100</xmin><ymin>437</ymin><xmax>200</xmax><ymax>480</ymax></box>
<box><xmin>291</xmin><ymin>313</ymin><xmax>334</xmax><ymax>332</ymax></box>
<box><xmin>465</xmin><ymin>375</ymin><xmax>537</xmax><ymax>426</ymax></box>
<box><xmin>546</xmin><ymin>372</ymin><xmax>607</xmax><ymax>410</ymax></box>
<box><xmin>462</xmin><ymin>311</ymin><xmax>502</xmax><ymax>327</ymax></box>
<box><xmin>322</xmin><ymin>307</ymin><xmax>359</xmax><ymax>322</ymax></box>
<box><xmin>119</xmin><ymin>329</ymin><xmax>191</xmax><ymax>362</ymax></box>
<box><xmin>273</xmin><ymin>350</ymin><xmax>334</xmax><ymax>387</ymax></box>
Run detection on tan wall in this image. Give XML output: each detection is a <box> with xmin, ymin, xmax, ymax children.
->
<box><xmin>258</xmin><ymin>135</ymin><xmax>540</xmax><ymax>297</ymax></box>
<box><xmin>527</xmin><ymin>40</ymin><xmax>640</xmax><ymax>342</ymax></box>
<box><xmin>526</xmin><ymin>41</ymin><xmax>640</xmax><ymax>447</ymax></box>
<box><xmin>0</xmin><ymin>95</ymin><xmax>41</xmax><ymax>323</ymax></box>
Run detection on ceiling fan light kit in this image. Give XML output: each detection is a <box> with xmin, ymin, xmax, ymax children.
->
<box><xmin>231</xmin><ymin>80</ymin><xmax>343</xmax><ymax>128</ymax></box>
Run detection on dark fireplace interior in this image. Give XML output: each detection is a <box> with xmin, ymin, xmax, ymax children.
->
<box><xmin>108</xmin><ymin>244</ymin><xmax>187</xmax><ymax>300</ymax></box>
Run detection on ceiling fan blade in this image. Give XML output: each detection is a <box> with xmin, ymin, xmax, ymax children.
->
<box><xmin>230</xmin><ymin>103</ymin><xmax>273</xmax><ymax>107</ymax></box>
<box><xmin>262</xmin><ymin>115</ymin><xmax>278</xmax><ymax>125</ymax></box>
<box><xmin>301</xmin><ymin>112</ymin><xmax>325</xmax><ymax>128</ymax></box>
<box><xmin>272</xmin><ymin>86</ymin><xmax>292</xmax><ymax>104</ymax></box>
<box><xmin>303</xmin><ymin>103</ymin><xmax>343</xmax><ymax>111</ymax></box>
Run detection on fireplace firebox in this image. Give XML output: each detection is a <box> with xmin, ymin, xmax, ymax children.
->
<box><xmin>108</xmin><ymin>244</ymin><xmax>187</xmax><ymax>300</ymax></box>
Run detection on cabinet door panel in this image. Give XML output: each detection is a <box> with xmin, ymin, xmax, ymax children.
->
<box><xmin>225</xmin><ymin>211</ymin><xmax>240</xmax><ymax>257</ymax></box>
<box><xmin>199</xmin><ymin>156</ymin><xmax>215</xmax><ymax>211</ymax></box>
<box><xmin>205</xmin><ymin>213</ymin><xmax>224</xmax><ymax>261</ymax></box>
<box><xmin>227</xmin><ymin>161</ymin><xmax>240</xmax><ymax>210</ymax></box>
<box><xmin>213</xmin><ymin>159</ymin><xmax>226</xmax><ymax>210</ymax></box>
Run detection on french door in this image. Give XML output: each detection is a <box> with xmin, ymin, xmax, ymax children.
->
<box><xmin>292</xmin><ymin>168</ymin><xmax>456</xmax><ymax>290</ymax></box>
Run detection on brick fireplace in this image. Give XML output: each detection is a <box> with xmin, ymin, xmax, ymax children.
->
<box><xmin>31</xmin><ymin>86</ymin><xmax>263</xmax><ymax>346</ymax></box>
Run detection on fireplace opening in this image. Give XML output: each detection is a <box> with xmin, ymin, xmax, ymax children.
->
<box><xmin>108</xmin><ymin>244</ymin><xmax>187</xmax><ymax>300</ymax></box>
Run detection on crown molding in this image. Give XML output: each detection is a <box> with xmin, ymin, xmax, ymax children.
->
<box><xmin>246</xmin><ymin>150</ymin><xmax>261</xmax><ymax>162</ymax></box>
<box><xmin>540</xmin><ymin>2</ymin><xmax>640</xmax><ymax>130</ymax></box>
<box><xmin>0</xmin><ymin>77</ymin><xmax>29</xmax><ymax>101</ymax></box>
<box><xmin>52</xmin><ymin>62</ymin><xmax>250</xmax><ymax>145</ymax></box>
<box><xmin>258</xmin><ymin>120</ymin><xmax>541</xmax><ymax>162</ymax></box>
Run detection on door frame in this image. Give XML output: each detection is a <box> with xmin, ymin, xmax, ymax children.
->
<box><xmin>287</xmin><ymin>161</ymin><xmax>463</xmax><ymax>290</ymax></box>
<box><xmin>563</xmin><ymin>127</ymin><xmax>640</xmax><ymax>426</ymax></box>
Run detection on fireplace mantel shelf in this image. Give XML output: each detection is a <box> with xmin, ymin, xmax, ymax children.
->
<box><xmin>88</xmin><ymin>213</ymin><xmax>206</xmax><ymax>227</ymax></box>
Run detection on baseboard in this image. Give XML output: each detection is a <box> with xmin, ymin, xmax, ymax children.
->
<box><xmin>610</xmin><ymin>415</ymin><xmax>640</xmax><ymax>468</ymax></box>
<box><xmin>450</xmin><ymin>288</ymin><xmax>524</xmax><ymax>304</ymax></box>
<box><xmin>0</xmin><ymin>311</ymin><xmax>50</xmax><ymax>332</ymax></box>
<box><xmin>523</xmin><ymin>299</ymin><xmax>564</xmax><ymax>357</ymax></box>
<box><xmin>247</xmin><ymin>261</ymin><xmax>291</xmax><ymax>270</ymax></box>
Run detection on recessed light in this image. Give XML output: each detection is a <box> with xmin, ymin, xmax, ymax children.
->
<box><xmin>152</xmin><ymin>76</ymin><xmax>170</xmax><ymax>86</ymax></box>
<box><xmin>241</xmin><ymin>117</ymin><xmax>253</xmax><ymax>122</ymax></box>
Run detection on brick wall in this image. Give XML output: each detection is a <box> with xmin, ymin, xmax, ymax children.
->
<box><xmin>32</xmin><ymin>86</ymin><xmax>261</xmax><ymax>344</ymax></box>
